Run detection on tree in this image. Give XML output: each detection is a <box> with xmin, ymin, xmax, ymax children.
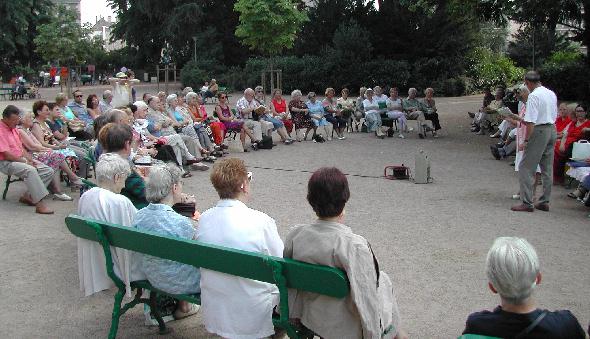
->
<box><xmin>476</xmin><ymin>0</ymin><xmax>589</xmax><ymax>61</ymax></box>
<box><xmin>33</xmin><ymin>5</ymin><xmax>95</xmax><ymax>65</ymax></box>
<box><xmin>234</xmin><ymin>0</ymin><xmax>308</xmax><ymax>57</ymax></box>
<box><xmin>0</xmin><ymin>0</ymin><xmax>53</xmax><ymax>79</ymax></box>
<box><xmin>508</xmin><ymin>25</ymin><xmax>579</xmax><ymax>68</ymax></box>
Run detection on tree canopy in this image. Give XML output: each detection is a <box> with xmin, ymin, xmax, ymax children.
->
<box><xmin>234</xmin><ymin>0</ymin><xmax>308</xmax><ymax>56</ymax></box>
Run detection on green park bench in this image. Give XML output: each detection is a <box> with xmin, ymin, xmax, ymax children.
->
<box><xmin>64</xmin><ymin>215</ymin><xmax>352</xmax><ymax>339</ymax></box>
<box><xmin>0</xmin><ymin>85</ymin><xmax>14</xmax><ymax>100</ymax></box>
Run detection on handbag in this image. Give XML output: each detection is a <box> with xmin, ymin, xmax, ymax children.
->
<box><xmin>572</xmin><ymin>140</ymin><xmax>590</xmax><ymax>160</ymax></box>
<box><xmin>68</xmin><ymin>119</ymin><xmax>86</xmax><ymax>132</ymax></box>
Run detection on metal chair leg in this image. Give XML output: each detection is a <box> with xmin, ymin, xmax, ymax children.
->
<box><xmin>149</xmin><ymin>292</ymin><xmax>171</xmax><ymax>335</ymax></box>
<box><xmin>108</xmin><ymin>289</ymin><xmax>124</xmax><ymax>339</ymax></box>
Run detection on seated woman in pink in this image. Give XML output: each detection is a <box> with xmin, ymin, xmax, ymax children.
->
<box><xmin>270</xmin><ymin>88</ymin><xmax>293</xmax><ymax>136</ymax></box>
<box><xmin>215</xmin><ymin>93</ymin><xmax>257</xmax><ymax>152</ymax></box>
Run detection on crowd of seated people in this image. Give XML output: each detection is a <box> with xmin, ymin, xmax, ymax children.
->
<box><xmin>475</xmin><ymin>83</ymin><xmax>590</xmax><ymax>218</ymax></box>
<box><xmin>73</xmin><ymin>155</ymin><xmax>589</xmax><ymax>338</ymax></box>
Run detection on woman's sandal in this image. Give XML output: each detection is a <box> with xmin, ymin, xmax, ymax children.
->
<box><xmin>182</xmin><ymin>172</ymin><xmax>193</xmax><ymax>178</ymax></box>
<box><xmin>173</xmin><ymin>304</ymin><xmax>200</xmax><ymax>320</ymax></box>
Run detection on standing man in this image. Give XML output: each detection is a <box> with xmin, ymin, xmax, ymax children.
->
<box><xmin>0</xmin><ymin>106</ymin><xmax>55</xmax><ymax>214</ymax></box>
<box><xmin>511</xmin><ymin>71</ymin><xmax>557</xmax><ymax>212</ymax></box>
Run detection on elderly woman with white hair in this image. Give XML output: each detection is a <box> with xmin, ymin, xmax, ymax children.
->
<box><xmin>289</xmin><ymin>89</ymin><xmax>316</xmax><ymax>141</ymax></box>
<box><xmin>133</xmin><ymin>164</ymin><xmax>201</xmax><ymax>319</ymax></box>
<box><xmin>363</xmin><ymin>88</ymin><xmax>385</xmax><ymax>138</ymax></box>
<box><xmin>166</xmin><ymin>93</ymin><xmax>216</xmax><ymax>161</ymax></box>
<box><xmin>77</xmin><ymin>152</ymin><xmax>144</xmax><ymax>297</ymax></box>
<box><xmin>253</xmin><ymin>86</ymin><xmax>294</xmax><ymax>144</ymax></box>
<box><xmin>462</xmin><ymin>237</ymin><xmax>586</xmax><ymax>338</ymax></box>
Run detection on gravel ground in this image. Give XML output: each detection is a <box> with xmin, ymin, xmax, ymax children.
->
<box><xmin>0</xmin><ymin>85</ymin><xmax>588</xmax><ymax>338</ymax></box>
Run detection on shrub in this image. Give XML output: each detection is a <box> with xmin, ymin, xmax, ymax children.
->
<box><xmin>180</xmin><ymin>59</ymin><xmax>227</xmax><ymax>89</ymax></box>
<box><xmin>466</xmin><ymin>47</ymin><xmax>525</xmax><ymax>91</ymax></box>
<box><xmin>540</xmin><ymin>53</ymin><xmax>590</xmax><ymax>102</ymax></box>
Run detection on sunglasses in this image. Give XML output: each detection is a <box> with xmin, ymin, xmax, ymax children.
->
<box><xmin>247</xmin><ymin>171</ymin><xmax>253</xmax><ymax>181</ymax></box>
<box><xmin>256</xmin><ymin>90</ymin><xmax>263</xmax><ymax>93</ymax></box>
<box><xmin>220</xmin><ymin>96</ymin><xmax>227</xmax><ymax>99</ymax></box>
<box><xmin>75</xmin><ymin>95</ymin><xmax>83</xmax><ymax>98</ymax></box>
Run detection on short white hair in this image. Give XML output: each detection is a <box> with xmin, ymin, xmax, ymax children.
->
<box><xmin>103</xmin><ymin>90</ymin><xmax>113</xmax><ymax>99</ymax></box>
<box><xmin>408</xmin><ymin>88</ymin><xmax>417</xmax><ymax>96</ymax></box>
<box><xmin>185</xmin><ymin>91</ymin><xmax>199</xmax><ymax>102</ymax></box>
<box><xmin>244</xmin><ymin>88</ymin><xmax>254</xmax><ymax>95</ymax></box>
<box><xmin>133</xmin><ymin>101</ymin><xmax>148</xmax><ymax>110</ymax></box>
<box><xmin>291</xmin><ymin>89</ymin><xmax>302</xmax><ymax>97</ymax></box>
<box><xmin>145</xmin><ymin>164</ymin><xmax>183</xmax><ymax>203</ymax></box>
<box><xmin>166</xmin><ymin>94</ymin><xmax>178</xmax><ymax>105</ymax></box>
<box><xmin>486</xmin><ymin>237</ymin><xmax>540</xmax><ymax>305</ymax></box>
<box><xmin>96</xmin><ymin>153</ymin><xmax>131</xmax><ymax>185</ymax></box>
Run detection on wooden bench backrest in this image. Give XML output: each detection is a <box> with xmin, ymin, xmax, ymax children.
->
<box><xmin>65</xmin><ymin>214</ymin><xmax>349</xmax><ymax>298</ymax></box>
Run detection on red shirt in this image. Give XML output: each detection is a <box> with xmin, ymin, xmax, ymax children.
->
<box><xmin>555</xmin><ymin>116</ymin><xmax>572</xmax><ymax>133</ymax></box>
<box><xmin>562</xmin><ymin>119</ymin><xmax>590</xmax><ymax>150</ymax></box>
<box><xmin>271</xmin><ymin>99</ymin><xmax>287</xmax><ymax>114</ymax></box>
<box><xmin>0</xmin><ymin>121</ymin><xmax>24</xmax><ymax>161</ymax></box>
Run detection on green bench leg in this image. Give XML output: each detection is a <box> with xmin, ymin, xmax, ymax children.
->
<box><xmin>3</xmin><ymin>176</ymin><xmax>10</xmax><ymax>200</ymax></box>
<box><xmin>109</xmin><ymin>289</ymin><xmax>124</xmax><ymax>339</ymax></box>
<box><xmin>149</xmin><ymin>291</ymin><xmax>171</xmax><ymax>335</ymax></box>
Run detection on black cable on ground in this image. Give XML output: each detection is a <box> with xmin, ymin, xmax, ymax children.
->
<box><xmin>248</xmin><ymin>166</ymin><xmax>386</xmax><ymax>180</ymax></box>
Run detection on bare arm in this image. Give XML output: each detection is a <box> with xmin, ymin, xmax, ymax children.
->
<box><xmin>18</xmin><ymin>130</ymin><xmax>50</xmax><ymax>152</ymax></box>
<box><xmin>30</xmin><ymin>124</ymin><xmax>61</xmax><ymax>149</ymax></box>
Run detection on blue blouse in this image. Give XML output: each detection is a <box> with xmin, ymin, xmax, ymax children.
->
<box><xmin>133</xmin><ymin>203</ymin><xmax>201</xmax><ymax>294</ymax></box>
<box><xmin>306</xmin><ymin>100</ymin><xmax>325</xmax><ymax>116</ymax></box>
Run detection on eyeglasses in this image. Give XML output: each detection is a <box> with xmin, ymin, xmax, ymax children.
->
<box><xmin>75</xmin><ymin>95</ymin><xmax>83</xmax><ymax>98</ymax></box>
<box><xmin>576</xmin><ymin>109</ymin><xmax>585</xmax><ymax>112</ymax></box>
<box><xmin>247</xmin><ymin>171</ymin><xmax>252</xmax><ymax>182</ymax></box>
<box><xmin>220</xmin><ymin>96</ymin><xmax>227</xmax><ymax>99</ymax></box>
<box><xmin>256</xmin><ymin>90</ymin><xmax>263</xmax><ymax>93</ymax></box>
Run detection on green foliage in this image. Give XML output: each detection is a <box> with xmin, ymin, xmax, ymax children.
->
<box><xmin>474</xmin><ymin>22</ymin><xmax>509</xmax><ymax>53</ymax></box>
<box><xmin>34</xmin><ymin>5</ymin><xmax>97</xmax><ymax>65</ymax></box>
<box><xmin>181</xmin><ymin>54</ymin><xmax>229</xmax><ymax>89</ymax></box>
<box><xmin>507</xmin><ymin>25</ymin><xmax>579</xmax><ymax>68</ymax></box>
<box><xmin>540</xmin><ymin>54</ymin><xmax>589</xmax><ymax>102</ymax></box>
<box><xmin>466</xmin><ymin>47</ymin><xmax>525</xmax><ymax>90</ymax></box>
<box><xmin>0</xmin><ymin>0</ymin><xmax>53</xmax><ymax>80</ymax></box>
<box><xmin>234</xmin><ymin>0</ymin><xmax>308</xmax><ymax>56</ymax></box>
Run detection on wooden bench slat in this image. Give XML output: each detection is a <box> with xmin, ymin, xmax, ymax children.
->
<box><xmin>65</xmin><ymin>215</ymin><xmax>349</xmax><ymax>298</ymax></box>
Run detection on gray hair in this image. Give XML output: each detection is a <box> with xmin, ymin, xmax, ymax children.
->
<box><xmin>291</xmin><ymin>89</ymin><xmax>302</xmax><ymax>97</ymax></box>
<box><xmin>133</xmin><ymin>101</ymin><xmax>148</xmax><ymax>110</ymax></box>
<box><xmin>182</xmin><ymin>87</ymin><xmax>193</xmax><ymax>96</ymax></box>
<box><xmin>244</xmin><ymin>88</ymin><xmax>254</xmax><ymax>95</ymax></box>
<box><xmin>424</xmin><ymin>87</ymin><xmax>434</xmax><ymax>95</ymax></box>
<box><xmin>408</xmin><ymin>88</ymin><xmax>418</xmax><ymax>96</ymax></box>
<box><xmin>185</xmin><ymin>91</ymin><xmax>199</xmax><ymax>102</ymax></box>
<box><xmin>486</xmin><ymin>237</ymin><xmax>540</xmax><ymax>305</ymax></box>
<box><xmin>524</xmin><ymin>71</ymin><xmax>541</xmax><ymax>83</ymax></box>
<box><xmin>104</xmin><ymin>109</ymin><xmax>127</xmax><ymax>123</ymax></box>
<box><xmin>145</xmin><ymin>164</ymin><xmax>183</xmax><ymax>203</ymax></box>
<box><xmin>103</xmin><ymin>90</ymin><xmax>113</xmax><ymax>99</ymax></box>
<box><xmin>254</xmin><ymin>85</ymin><xmax>264</xmax><ymax>92</ymax></box>
<box><xmin>307</xmin><ymin>91</ymin><xmax>316</xmax><ymax>99</ymax></box>
<box><xmin>96</xmin><ymin>153</ymin><xmax>131</xmax><ymax>185</ymax></box>
<box><xmin>166</xmin><ymin>94</ymin><xmax>178</xmax><ymax>105</ymax></box>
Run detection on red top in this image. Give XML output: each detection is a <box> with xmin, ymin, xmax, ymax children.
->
<box><xmin>555</xmin><ymin>116</ymin><xmax>572</xmax><ymax>133</ymax></box>
<box><xmin>271</xmin><ymin>98</ymin><xmax>286</xmax><ymax>114</ymax></box>
<box><xmin>0</xmin><ymin>121</ymin><xmax>24</xmax><ymax>161</ymax></box>
<box><xmin>560</xmin><ymin>119</ymin><xmax>590</xmax><ymax>150</ymax></box>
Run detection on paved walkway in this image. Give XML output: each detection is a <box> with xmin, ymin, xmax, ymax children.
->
<box><xmin>1</xmin><ymin>88</ymin><xmax>588</xmax><ymax>338</ymax></box>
